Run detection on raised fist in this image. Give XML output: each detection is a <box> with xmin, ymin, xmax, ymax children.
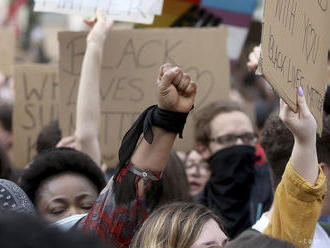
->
<box><xmin>157</xmin><ymin>64</ymin><xmax>197</xmax><ymax>113</ymax></box>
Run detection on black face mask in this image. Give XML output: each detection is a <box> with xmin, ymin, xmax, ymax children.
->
<box><xmin>201</xmin><ymin>145</ymin><xmax>256</xmax><ymax>238</ymax></box>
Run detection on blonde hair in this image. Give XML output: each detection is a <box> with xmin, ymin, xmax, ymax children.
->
<box><xmin>130</xmin><ymin>202</ymin><xmax>224</xmax><ymax>248</ymax></box>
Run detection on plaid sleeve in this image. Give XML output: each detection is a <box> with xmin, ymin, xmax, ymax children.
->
<box><xmin>78</xmin><ymin>161</ymin><xmax>162</xmax><ymax>248</ymax></box>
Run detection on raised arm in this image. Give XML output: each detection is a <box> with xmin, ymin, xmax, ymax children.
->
<box><xmin>80</xmin><ymin>64</ymin><xmax>197</xmax><ymax>247</ymax></box>
<box><xmin>280</xmin><ymin>87</ymin><xmax>318</xmax><ymax>185</ymax></box>
<box><xmin>264</xmin><ymin>87</ymin><xmax>326</xmax><ymax>248</ymax></box>
<box><xmin>131</xmin><ymin>64</ymin><xmax>196</xmax><ymax>172</ymax></box>
<box><xmin>75</xmin><ymin>10</ymin><xmax>113</xmax><ymax>166</ymax></box>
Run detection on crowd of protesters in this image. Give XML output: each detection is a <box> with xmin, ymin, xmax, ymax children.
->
<box><xmin>0</xmin><ymin>7</ymin><xmax>330</xmax><ymax>248</ymax></box>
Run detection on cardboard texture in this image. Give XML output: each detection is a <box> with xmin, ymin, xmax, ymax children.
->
<box><xmin>0</xmin><ymin>27</ymin><xmax>15</xmax><ymax>76</ymax></box>
<box><xmin>13</xmin><ymin>65</ymin><xmax>59</xmax><ymax>168</ymax></box>
<box><xmin>260</xmin><ymin>0</ymin><xmax>329</xmax><ymax>134</ymax></box>
<box><xmin>58</xmin><ymin>27</ymin><xmax>230</xmax><ymax>167</ymax></box>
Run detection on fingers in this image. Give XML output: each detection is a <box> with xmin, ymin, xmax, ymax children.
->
<box><xmin>176</xmin><ymin>73</ymin><xmax>191</xmax><ymax>92</ymax></box>
<box><xmin>184</xmin><ymin>81</ymin><xmax>197</xmax><ymax>97</ymax></box>
<box><xmin>158</xmin><ymin>63</ymin><xmax>196</xmax><ymax>97</ymax></box>
<box><xmin>247</xmin><ymin>45</ymin><xmax>261</xmax><ymax>72</ymax></box>
<box><xmin>84</xmin><ymin>18</ymin><xmax>97</xmax><ymax>28</ymax></box>
<box><xmin>56</xmin><ymin>136</ymin><xmax>76</xmax><ymax>148</ymax></box>
<box><xmin>172</xmin><ymin>70</ymin><xmax>183</xmax><ymax>88</ymax></box>
<box><xmin>159</xmin><ymin>63</ymin><xmax>174</xmax><ymax>80</ymax></box>
<box><xmin>279</xmin><ymin>98</ymin><xmax>292</xmax><ymax>124</ymax></box>
<box><xmin>297</xmin><ymin>87</ymin><xmax>309</xmax><ymax>116</ymax></box>
<box><xmin>160</xmin><ymin>66</ymin><xmax>181</xmax><ymax>88</ymax></box>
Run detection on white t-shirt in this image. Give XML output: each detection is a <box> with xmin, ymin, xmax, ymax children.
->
<box><xmin>253</xmin><ymin>211</ymin><xmax>330</xmax><ymax>248</ymax></box>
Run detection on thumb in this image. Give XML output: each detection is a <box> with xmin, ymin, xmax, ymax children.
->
<box><xmin>159</xmin><ymin>67</ymin><xmax>180</xmax><ymax>89</ymax></box>
<box><xmin>297</xmin><ymin>87</ymin><xmax>309</xmax><ymax>115</ymax></box>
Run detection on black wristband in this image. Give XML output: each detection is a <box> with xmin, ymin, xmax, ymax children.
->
<box><xmin>152</xmin><ymin>107</ymin><xmax>189</xmax><ymax>139</ymax></box>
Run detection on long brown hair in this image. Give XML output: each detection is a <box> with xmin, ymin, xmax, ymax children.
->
<box><xmin>131</xmin><ymin>202</ymin><xmax>225</xmax><ymax>248</ymax></box>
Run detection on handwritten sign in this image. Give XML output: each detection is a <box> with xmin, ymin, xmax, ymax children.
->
<box><xmin>13</xmin><ymin>65</ymin><xmax>59</xmax><ymax>168</ymax></box>
<box><xmin>34</xmin><ymin>0</ymin><xmax>164</xmax><ymax>24</ymax></box>
<box><xmin>59</xmin><ymin>27</ymin><xmax>230</xmax><ymax>167</ymax></box>
<box><xmin>260</xmin><ymin>0</ymin><xmax>329</xmax><ymax>134</ymax></box>
<box><xmin>0</xmin><ymin>27</ymin><xmax>15</xmax><ymax>76</ymax></box>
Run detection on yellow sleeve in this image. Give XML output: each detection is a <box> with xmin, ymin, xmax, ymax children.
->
<box><xmin>264</xmin><ymin>161</ymin><xmax>327</xmax><ymax>248</ymax></box>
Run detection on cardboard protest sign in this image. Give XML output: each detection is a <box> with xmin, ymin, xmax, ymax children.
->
<box><xmin>58</xmin><ymin>27</ymin><xmax>230</xmax><ymax>167</ymax></box>
<box><xmin>0</xmin><ymin>27</ymin><xmax>15</xmax><ymax>76</ymax></box>
<box><xmin>260</xmin><ymin>0</ymin><xmax>329</xmax><ymax>134</ymax></box>
<box><xmin>13</xmin><ymin>65</ymin><xmax>59</xmax><ymax>168</ymax></box>
<box><xmin>34</xmin><ymin>0</ymin><xmax>164</xmax><ymax>24</ymax></box>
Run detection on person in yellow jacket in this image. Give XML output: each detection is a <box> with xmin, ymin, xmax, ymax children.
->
<box><xmin>263</xmin><ymin>87</ymin><xmax>327</xmax><ymax>248</ymax></box>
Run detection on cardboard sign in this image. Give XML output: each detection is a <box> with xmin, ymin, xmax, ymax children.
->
<box><xmin>58</xmin><ymin>27</ymin><xmax>230</xmax><ymax>167</ymax></box>
<box><xmin>0</xmin><ymin>27</ymin><xmax>15</xmax><ymax>76</ymax></box>
<box><xmin>260</xmin><ymin>0</ymin><xmax>329</xmax><ymax>134</ymax></box>
<box><xmin>13</xmin><ymin>65</ymin><xmax>59</xmax><ymax>168</ymax></box>
<box><xmin>34</xmin><ymin>0</ymin><xmax>164</xmax><ymax>24</ymax></box>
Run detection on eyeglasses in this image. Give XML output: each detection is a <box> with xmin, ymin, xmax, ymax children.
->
<box><xmin>209</xmin><ymin>132</ymin><xmax>258</xmax><ymax>146</ymax></box>
<box><xmin>184</xmin><ymin>162</ymin><xmax>210</xmax><ymax>171</ymax></box>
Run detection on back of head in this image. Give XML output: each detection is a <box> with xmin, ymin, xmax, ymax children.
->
<box><xmin>194</xmin><ymin>101</ymin><xmax>243</xmax><ymax>147</ymax></box>
<box><xmin>0</xmin><ymin>213</ymin><xmax>106</xmax><ymax>248</ymax></box>
<box><xmin>131</xmin><ymin>202</ymin><xmax>224</xmax><ymax>248</ymax></box>
<box><xmin>36</xmin><ymin>119</ymin><xmax>62</xmax><ymax>154</ymax></box>
<box><xmin>158</xmin><ymin>150</ymin><xmax>191</xmax><ymax>205</ymax></box>
<box><xmin>225</xmin><ymin>230</ymin><xmax>295</xmax><ymax>248</ymax></box>
<box><xmin>261</xmin><ymin>111</ymin><xmax>293</xmax><ymax>189</ymax></box>
<box><xmin>20</xmin><ymin>147</ymin><xmax>106</xmax><ymax>204</ymax></box>
<box><xmin>0</xmin><ymin>179</ymin><xmax>35</xmax><ymax>216</ymax></box>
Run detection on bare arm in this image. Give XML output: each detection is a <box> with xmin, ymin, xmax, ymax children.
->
<box><xmin>280</xmin><ymin>87</ymin><xmax>318</xmax><ymax>185</ymax></box>
<box><xmin>80</xmin><ymin>64</ymin><xmax>197</xmax><ymax>246</ymax></box>
<box><xmin>264</xmin><ymin>88</ymin><xmax>324</xmax><ymax>248</ymax></box>
<box><xmin>75</xmin><ymin>10</ymin><xmax>113</xmax><ymax>166</ymax></box>
<box><xmin>131</xmin><ymin>64</ymin><xmax>197</xmax><ymax>172</ymax></box>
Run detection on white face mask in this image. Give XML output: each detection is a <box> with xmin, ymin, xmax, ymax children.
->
<box><xmin>53</xmin><ymin>213</ymin><xmax>88</xmax><ymax>231</ymax></box>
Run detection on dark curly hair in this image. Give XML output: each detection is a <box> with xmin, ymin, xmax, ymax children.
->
<box><xmin>20</xmin><ymin>147</ymin><xmax>106</xmax><ymax>204</ymax></box>
<box><xmin>260</xmin><ymin>110</ymin><xmax>294</xmax><ymax>190</ymax></box>
<box><xmin>261</xmin><ymin>110</ymin><xmax>330</xmax><ymax>190</ymax></box>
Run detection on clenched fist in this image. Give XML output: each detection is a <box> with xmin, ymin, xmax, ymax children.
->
<box><xmin>157</xmin><ymin>64</ymin><xmax>197</xmax><ymax>113</ymax></box>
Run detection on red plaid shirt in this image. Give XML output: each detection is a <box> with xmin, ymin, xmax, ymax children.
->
<box><xmin>79</xmin><ymin>161</ymin><xmax>161</xmax><ymax>248</ymax></box>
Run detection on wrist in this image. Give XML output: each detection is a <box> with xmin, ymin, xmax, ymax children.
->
<box><xmin>294</xmin><ymin>135</ymin><xmax>316</xmax><ymax>149</ymax></box>
<box><xmin>87</xmin><ymin>33</ymin><xmax>107</xmax><ymax>45</ymax></box>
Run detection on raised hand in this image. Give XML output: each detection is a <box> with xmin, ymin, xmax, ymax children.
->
<box><xmin>56</xmin><ymin>136</ymin><xmax>76</xmax><ymax>149</ymax></box>
<box><xmin>247</xmin><ymin>45</ymin><xmax>261</xmax><ymax>73</ymax></box>
<box><xmin>86</xmin><ymin>9</ymin><xmax>114</xmax><ymax>44</ymax></box>
<box><xmin>279</xmin><ymin>87</ymin><xmax>317</xmax><ymax>145</ymax></box>
<box><xmin>157</xmin><ymin>64</ymin><xmax>197</xmax><ymax>113</ymax></box>
<box><xmin>280</xmin><ymin>87</ymin><xmax>318</xmax><ymax>185</ymax></box>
